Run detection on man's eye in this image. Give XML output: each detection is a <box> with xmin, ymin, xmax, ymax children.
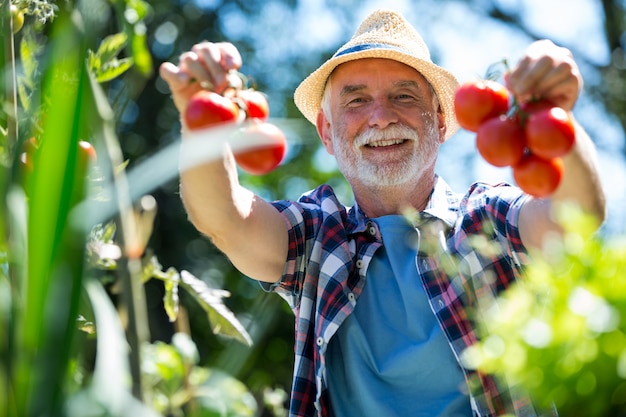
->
<box><xmin>347</xmin><ymin>97</ymin><xmax>366</xmax><ymax>106</ymax></box>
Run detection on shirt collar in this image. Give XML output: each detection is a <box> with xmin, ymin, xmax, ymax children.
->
<box><xmin>422</xmin><ymin>175</ymin><xmax>461</xmax><ymax>227</ymax></box>
<box><xmin>347</xmin><ymin>200</ymin><xmax>372</xmax><ymax>234</ymax></box>
<box><xmin>346</xmin><ymin>175</ymin><xmax>460</xmax><ymax>233</ymax></box>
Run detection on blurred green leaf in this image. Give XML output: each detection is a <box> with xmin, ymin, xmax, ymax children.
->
<box><xmin>66</xmin><ymin>279</ymin><xmax>160</xmax><ymax>417</ymax></box>
<box><xmin>15</xmin><ymin>10</ymin><xmax>92</xmax><ymax>416</ymax></box>
<box><xmin>192</xmin><ymin>369</ymin><xmax>257</xmax><ymax>417</ymax></box>
<box><xmin>96</xmin><ymin>56</ymin><xmax>134</xmax><ymax>83</ymax></box>
<box><xmin>145</xmin><ymin>255</ymin><xmax>253</xmax><ymax>347</ymax></box>
<box><xmin>89</xmin><ymin>33</ymin><xmax>135</xmax><ymax>83</ymax></box>
<box><xmin>171</xmin><ymin>332</ymin><xmax>200</xmax><ymax>366</ymax></box>
<box><xmin>464</xmin><ymin>206</ymin><xmax>626</xmax><ymax>416</ymax></box>
<box><xmin>17</xmin><ymin>31</ymin><xmax>42</xmax><ymax>113</ymax></box>
<box><xmin>180</xmin><ymin>270</ymin><xmax>253</xmax><ymax>347</ymax></box>
<box><xmin>163</xmin><ymin>272</ymin><xmax>180</xmax><ymax>322</ymax></box>
<box><xmin>95</xmin><ymin>32</ymin><xmax>128</xmax><ymax>63</ymax></box>
<box><xmin>143</xmin><ymin>340</ymin><xmax>187</xmax><ymax>398</ymax></box>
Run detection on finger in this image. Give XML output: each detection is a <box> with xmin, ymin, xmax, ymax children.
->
<box><xmin>534</xmin><ymin>70</ymin><xmax>581</xmax><ymax>111</ymax></box>
<box><xmin>191</xmin><ymin>42</ymin><xmax>242</xmax><ymax>93</ymax></box>
<box><xmin>509</xmin><ymin>59</ymin><xmax>581</xmax><ymax>110</ymax></box>
<box><xmin>177</xmin><ymin>50</ymin><xmax>217</xmax><ymax>90</ymax></box>
<box><xmin>508</xmin><ymin>46</ymin><xmax>581</xmax><ymax>105</ymax></box>
<box><xmin>191</xmin><ymin>43</ymin><xmax>228</xmax><ymax>92</ymax></box>
<box><xmin>159</xmin><ymin>59</ymin><xmax>203</xmax><ymax>114</ymax></box>
<box><xmin>506</xmin><ymin>55</ymin><xmax>553</xmax><ymax>102</ymax></box>
<box><xmin>159</xmin><ymin>61</ymin><xmax>191</xmax><ymax>91</ymax></box>
<box><xmin>215</xmin><ymin>42</ymin><xmax>243</xmax><ymax>70</ymax></box>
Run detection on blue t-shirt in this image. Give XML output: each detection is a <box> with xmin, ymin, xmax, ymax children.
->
<box><xmin>326</xmin><ymin>215</ymin><xmax>472</xmax><ymax>417</ymax></box>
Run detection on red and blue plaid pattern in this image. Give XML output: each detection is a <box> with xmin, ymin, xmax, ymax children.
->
<box><xmin>267</xmin><ymin>176</ymin><xmax>545</xmax><ymax>417</ymax></box>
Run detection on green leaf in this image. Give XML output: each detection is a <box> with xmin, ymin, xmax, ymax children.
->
<box><xmin>88</xmin><ymin>33</ymin><xmax>135</xmax><ymax>82</ymax></box>
<box><xmin>17</xmin><ymin>31</ymin><xmax>43</xmax><ymax>112</ymax></box>
<box><xmin>171</xmin><ymin>332</ymin><xmax>199</xmax><ymax>366</ymax></box>
<box><xmin>193</xmin><ymin>369</ymin><xmax>257</xmax><ymax>417</ymax></box>
<box><xmin>180</xmin><ymin>270</ymin><xmax>253</xmax><ymax>347</ymax></box>
<box><xmin>142</xmin><ymin>340</ymin><xmax>187</xmax><ymax>397</ymax></box>
<box><xmin>96</xmin><ymin>32</ymin><xmax>128</xmax><ymax>64</ymax></box>
<box><xmin>143</xmin><ymin>257</ymin><xmax>253</xmax><ymax>351</ymax></box>
<box><xmin>102</xmin><ymin>221</ymin><xmax>117</xmax><ymax>242</ymax></box>
<box><xmin>18</xmin><ymin>12</ymin><xmax>92</xmax><ymax>416</ymax></box>
<box><xmin>163</xmin><ymin>272</ymin><xmax>180</xmax><ymax>322</ymax></box>
<box><xmin>65</xmin><ymin>280</ymin><xmax>161</xmax><ymax>417</ymax></box>
<box><xmin>96</xmin><ymin>57</ymin><xmax>134</xmax><ymax>83</ymax></box>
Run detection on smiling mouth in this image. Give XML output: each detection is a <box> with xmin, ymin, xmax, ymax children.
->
<box><xmin>364</xmin><ymin>139</ymin><xmax>408</xmax><ymax>148</ymax></box>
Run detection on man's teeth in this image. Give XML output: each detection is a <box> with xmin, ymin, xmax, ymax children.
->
<box><xmin>367</xmin><ymin>139</ymin><xmax>405</xmax><ymax>147</ymax></box>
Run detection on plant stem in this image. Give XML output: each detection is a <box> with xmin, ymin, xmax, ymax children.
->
<box><xmin>89</xmin><ymin>72</ymin><xmax>151</xmax><ymax>402</ymax></box>
<box><xmin>4</xmin><ymin>3</ymin><xmax>18</xmax><ymax>148</ymax></box>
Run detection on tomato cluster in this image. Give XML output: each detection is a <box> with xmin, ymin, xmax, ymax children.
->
<box><xmin>454</xmin><ymin>80</ymin><xmax>576</xmax><ymax>198</ymax></box>
<box><xmin>183</xmin><ymin>85</ymin><xmax>286</xmax><ymax>175</ymax></box>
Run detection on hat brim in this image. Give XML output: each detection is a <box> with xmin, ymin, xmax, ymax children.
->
<box><xmin>294</xmin><ymin>47</ymin><xmax>460</xmax><ymax>140</ymax></box>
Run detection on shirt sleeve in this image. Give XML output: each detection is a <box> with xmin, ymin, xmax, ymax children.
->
<box><xmin>460</xmin><ymin>182</ymin><xmax>531</xmax><ymax>266</ymax></box>
<box><xmin>259</xmin><ymin>185</ymin><xmax>341</xmax><ymax>308</ymax></box>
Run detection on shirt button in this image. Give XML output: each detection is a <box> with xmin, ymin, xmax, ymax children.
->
<box><xmin>356</xmin><ymin>259</ymin><xmax>364</xmax><ymax>268</ymax></box>
<box><xmin>317</xmin><ymin>337</ymin><xmax>324</xmax><ymax>346</ymax></box>
<box><xmin>348</xmin><ymin>292</ymin><xmax>355</xmax><ymax>303</ymax></box>
<box><xmin>438</xmin><ymin>300</ymin><xmax>445</xmax><ymax>309</ymax></box>
<box><xmin>368</xmin><ymin>226</ymin><xmax>377</xmax><ymax>236</ymax></box>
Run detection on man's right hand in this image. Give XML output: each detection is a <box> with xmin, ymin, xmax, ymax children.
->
<box><xmin>159</xmin><ymin>41</ymin><xmax>288</xmax><ymax>285</ymax></box>
<box><xmin>159</xmin><ymin>42</ymin><xmax>243</xmax><ymax>117</ymax></box>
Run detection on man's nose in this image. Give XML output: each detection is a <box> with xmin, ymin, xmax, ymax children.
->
<box><xmin>368</xmin><ymin>100</ymin><xmax>399</xmax><ymax>129</ymax></box>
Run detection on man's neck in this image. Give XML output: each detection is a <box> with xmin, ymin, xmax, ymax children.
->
<box><xmin>352</xmin><ymin>173</ymin><xmax>436</xmax><ymax>218</ymax></box>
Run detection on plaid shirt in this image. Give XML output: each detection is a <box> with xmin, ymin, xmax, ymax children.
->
<box><xmin>267</xmin><ymin>176</ymin><xmax>544</xmax><ymax>417</ymax></box>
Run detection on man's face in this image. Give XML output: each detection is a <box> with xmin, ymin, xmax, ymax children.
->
<box><xmin>317</xmin><ymin>58</ymin><xmax>445</xmax><ymax>189</ymax></box>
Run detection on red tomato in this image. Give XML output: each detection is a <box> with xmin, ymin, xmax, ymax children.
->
<box><xmin>454</xmin><ymin>80</ymin><xmax>510</xmax><ymax>132</ymax></box>
<box><xmin>237</xmin><ymin>89</ymin><xmax>270</xmax><ymax>120</ymax></box>
<box><xmin>525</xmin><ymin>107</ymin><xmax>576</xmax><ymax>159</ymax></box>
<box><xmin>184</xmin><ymin>90</ymin><xmax>239</xmax><ymax>130</ymax></box>
<box><xmin>476</xmin><ymin>115</ymin><xmax>527</xmax><ymax>167</ymax></box>
<box><xmin>512</xmin><ymin>154</ymin><xmax>564</xmax><ymax>198</ymax></box>
<box><xmin>234</xmin><ymin>122</ymin><xmax>287</xmax><ymax>175</ymax></box>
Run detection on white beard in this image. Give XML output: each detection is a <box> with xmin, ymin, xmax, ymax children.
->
<box><xmin>332</xmin><ymin>122</ymin><xmax>439</xmax><ymax>188</ymax></box>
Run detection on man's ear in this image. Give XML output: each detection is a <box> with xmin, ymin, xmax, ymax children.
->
<box><xmin>316</xmin><ymin>110</ymin><xmax>335</xmax><ymax>155</ymax></box>
<box><xmin>437</xmin><ymin>108</ymin><xmax>447</xmax><ymax>144</ymax></box>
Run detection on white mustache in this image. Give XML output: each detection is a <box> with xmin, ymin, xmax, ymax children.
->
<box><xmin>354</xmin><ymin>125</ymin><xmax>420</xmax><ymax>147</ymax></box>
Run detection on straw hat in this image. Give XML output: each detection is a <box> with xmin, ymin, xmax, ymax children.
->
<box><xmin>294</xmin><ymin>9</ymin><xmax>460</xmax><ymax>139</ymax></box>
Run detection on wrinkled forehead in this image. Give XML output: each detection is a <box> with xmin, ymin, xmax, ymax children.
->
<box><xmin>328</xmin><ymin>58</ymin><xmax>433</xmax><ymax>91</ymax></box>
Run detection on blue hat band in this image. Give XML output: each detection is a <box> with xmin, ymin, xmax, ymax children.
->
<box><xmin>334</xmin><ymin>43</ymin><xmax>414</xmax><ymax>58</ymax></box>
